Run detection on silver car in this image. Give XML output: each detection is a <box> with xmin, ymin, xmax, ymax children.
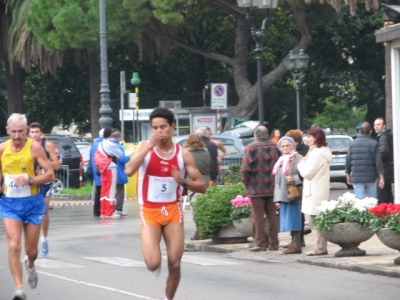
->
<box><xmin>326</xmin><ymin>135</ymin><xmax>353</xmax><ymax>188</ymax></box>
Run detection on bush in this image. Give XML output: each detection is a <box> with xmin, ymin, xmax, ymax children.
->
<box><xmin>193</xmin><ymin>183</ymin><xmax>245</xmax><ymax>238</ymax></box>
<box><xmin>219</xmin><ymin>164</ymin><xmax>242</xmax><ymax>185</ymax></box>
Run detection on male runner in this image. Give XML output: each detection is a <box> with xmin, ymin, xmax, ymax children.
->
<box><xmin>0</xmin><ymin>113</ymin><xmax>55</xmax><ymax>300</ymax></box>
<box><xmin>125</xmin><ymin>107</ymin><xmax>206</xmax><ymax>300</ymax></box>
<box><xmin>29</xmin><ymin>122</ymin><xmax>61</xmax><ymax>256</ymax></box>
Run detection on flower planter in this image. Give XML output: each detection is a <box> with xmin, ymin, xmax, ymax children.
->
<box><xmin>211</xmin><ymin>222</ymin><xmax>248</xmax><ymax>244</ymax></box>
<box><xmin>376</xmin><ymin>228</ymin><xmax>400</xmax><ymax>265</ymax></box>
<box><xmin>232</xmin><ymin>218</ymin><xmax>279</xmax><ymax>237</ymax></box>
<box><xmin>321</xmin><ymin>222</ymin><xmax>374</xmax><ymax>257</ymax></box>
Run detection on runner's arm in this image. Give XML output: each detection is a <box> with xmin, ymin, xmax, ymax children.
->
<box><xmin>125</xmin><ymin>141</ymin><xmax>153</xmax><ymax>176</ymax></box>
<box><xmin>216</xmin><ymin>141</ymin><xmax>227</xmax><ymax>163</ymax></box>
<box><xmin>172</xmin><ymin>148</ymin><xmax>206</xmax><ymax>194</ymax></box>
<box><xmin>46</xmin><ymin>142</ymin><xmax>61</xmax><ymax>170</ymax></box>
<box><xmin>0</xmin><ymin>143</ymin><xmax>5</xmax><ymax>192</ymax></box>
<box><xmin>30</xmin><ymin>141</ymin><xmax>55</xmax><ymax>185</ymax></box>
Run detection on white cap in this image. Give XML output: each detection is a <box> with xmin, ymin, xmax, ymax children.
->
<box><xmin>99</xmin><ymin>129</ymin><xmax>104</xmax><ymax>138</ymax></box>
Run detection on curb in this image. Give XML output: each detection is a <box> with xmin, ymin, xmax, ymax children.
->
<box><xmin>185</xmin><ymin>242</ymin><xmax>236</xmax><ymax>253</ymax></box>
<box><xmin>50</xmin><ymin>201</ymin><xmax>93</xmax><ymax>206</ymax></box>
<box><xmin>297</xmin><ymin>258</ymin><xmax>400</xmax><ymax>278</ymax></box>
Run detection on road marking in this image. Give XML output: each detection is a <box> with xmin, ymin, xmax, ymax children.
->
<box><xmin>35</xmin><ymin>259</ymin><xmax>84</xmax><ymax>269</ymax></box>
<box><xmin>37</xmin><ymin>270</ymin><xmax>157</xmax><ymax>300</ymax></box>
<box><xmin>83</xmin><ymin>257</ymin><xmax>146</xmax><ymax>267</ymax></box>
<box><xmin>167</xmin><ymin>255</ymin><xmax>241</xmax><ymax>266</ymax></box>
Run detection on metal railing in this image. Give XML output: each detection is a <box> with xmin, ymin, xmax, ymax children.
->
<box><xmin>52</xmin><ymin>164</ymin><xmax>70</xmax><ymax>200</ymax></box>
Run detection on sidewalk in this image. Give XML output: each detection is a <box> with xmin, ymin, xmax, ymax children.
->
<box><xmin>185</xmin><ymin>221</ymin><xmax>400</xmax><ymax>279</ymax></box>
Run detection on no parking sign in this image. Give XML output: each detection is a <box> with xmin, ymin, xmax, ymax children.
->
<box><xmin>211</xmin><ymin>83</ymin><xmax>227</xmax><ymax>109</ymax></box>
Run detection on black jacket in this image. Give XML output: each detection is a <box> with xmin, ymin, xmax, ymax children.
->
<box><xmin>345</xmin><ymin>134</ymin><xmax>383</xmax><ymax>183</ymax></box>
<box><xmin>296</xmin><ymin>143</ymin><xmax>309</xmax><ymax>157</ymax></box>
<box><xmin>377</xmin><ymin>129</ymin><xmax>394</xmax><ymax>183</ymax></box>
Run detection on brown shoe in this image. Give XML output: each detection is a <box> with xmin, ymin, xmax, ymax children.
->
<box><xmin>283</xmin><ymin>247</ymin><xmax>302</xmax><ymax>254</ymax></box>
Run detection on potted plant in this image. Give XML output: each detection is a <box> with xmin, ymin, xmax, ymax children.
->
<box><xmin>313</xmin><ymin>192</ymin><xmax>377</xmax><ymax>257</ymax></box>
<box><xmin>193</xmin><ymin>183</ymin><xmax>247</xmax><ymax>243</ymax></box>
<box><xmin>369</xmin><ymin>203</ymin><xmax>400</xmax><ymax>265</ymax></box>
<box><xmin>230</xmin><ymin>195</ymin><xmax>281</xmax><ymax>237</ymax></box>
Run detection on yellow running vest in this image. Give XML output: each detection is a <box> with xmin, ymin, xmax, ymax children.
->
<box><xmin>1</xmin><ymin>138</ymin><xmax>39</xmax><ymax>197</ymax></box>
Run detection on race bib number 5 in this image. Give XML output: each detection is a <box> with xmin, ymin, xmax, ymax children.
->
<box><xmin>147</xmin><ymin>176</ymin><xmax>178</xmax><ymax>203</ymax></box>
<box><xmin>4</xmin><ymin>174</ymin><xmax>31</xmax><ymax>198</ymax></box>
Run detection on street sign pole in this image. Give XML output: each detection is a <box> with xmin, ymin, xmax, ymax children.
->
<box><xmin>120</xmin><ymin>71</ymin><xmax>126</xmax><ymax>140</ymax></box>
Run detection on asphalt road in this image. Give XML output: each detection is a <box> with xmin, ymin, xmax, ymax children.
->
<box><xmin>1</xmin><ymin>185</ymin><xmax>400</xmax><ymax>300</ymax></box>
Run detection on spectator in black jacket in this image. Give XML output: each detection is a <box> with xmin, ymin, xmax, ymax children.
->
<box><xmin>374</xmin><ymin>118</ymin><xmax>394</xmax><ymax>204</ymax></box>
<box><xmin>195</xmin><ymin>127</ymin><xmax>218</xmax><ymax>182</ymax></box>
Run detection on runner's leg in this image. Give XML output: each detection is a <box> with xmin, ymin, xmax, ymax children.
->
<box><xmin>24</xmin><ymin>223</ymin><xmax>42</xmax><ymax>268</ymax></box>
<box><xmin>42</xmin><ymin>195</ymin><xmax>50</xmax><ymax>238</ymax></box>
<box><xmin>163</xmin><ymin>223</ymin><xmax>184</xmax><ymax>300</ymax></box>
<box><xmin>141</xmin><ymin>225</ymin><xmax>163</xmax><ymax>272</ymax></box>
<box><xmin>4</xmin><ymin>218</ymin><xmax>24</xmax><ymax>287</ymax></box>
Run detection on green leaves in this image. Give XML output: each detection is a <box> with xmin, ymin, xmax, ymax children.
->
<box><xmin>313</xmin><ymin>207</ymin><xmax>374</xmax><ymax>232</ymax></box>
<box><xmin>193</xmin><ymin>183</ymin><xmax>245</xmax><ymax>238</ymax></box>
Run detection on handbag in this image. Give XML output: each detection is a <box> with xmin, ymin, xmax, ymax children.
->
<box><xmin>287</xmin><ymin>155</ymin><xmax>302</xmax><ymax>203</ymax></box>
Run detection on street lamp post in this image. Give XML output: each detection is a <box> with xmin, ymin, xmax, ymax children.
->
<box><xmin>98</xmin><ymin>0</ymin><xmax>113</xmax><ymax>129</ymax></box>
<box><xmin>131</xmin><ymin>72</ymin><xmax>141</xmax><ymax>143</ymax></box>
<box><xmin>236</xmin><ymin>0</ymin><xmax>278</xmax><ymax>126</ymax></box>
<box><xmin>284</xmin><ymin>49</ymin><xmax>310</xmax><ymax>130</ymax></box>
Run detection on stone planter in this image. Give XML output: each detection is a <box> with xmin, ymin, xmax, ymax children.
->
<box><xmin>321</xmin><ymin>222</ymin><xmax>374</xmax><ymax>257</ymax></box>
<box><xmin>212</xmin><ymin>222</ymin><xmax>248</xmax><ymax>244</ymax></box>
<box><xmin>376</xmin><ymin>228</ymin><xmax>400</xmax><ymax>265</ymax></box>
<box><xmin>232</xmin><ymin>218</ymin><xmax>279</xmax><ymax>237</ymax></box>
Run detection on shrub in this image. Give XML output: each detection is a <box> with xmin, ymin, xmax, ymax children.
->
<box><xmin>193</xmin><ymin>183</ymin><xmax>245</xmax><ymax>238</ymax></box>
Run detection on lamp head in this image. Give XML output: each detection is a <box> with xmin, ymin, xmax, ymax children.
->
<box><xmin>131</xmin><ymin>72</ymin><xmax>141</xmax><ymax>85</ymax></box>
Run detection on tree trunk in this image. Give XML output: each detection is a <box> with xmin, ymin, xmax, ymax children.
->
<box><xmin>0</xmin><ymin>6</ymin><xmax>24</xmax><ymax>114</ymax></box>
<box><xmin>88</xmin><ymin>50</ymin><xmax>101</xmax><ymax>138</ymax></box>
<box><xmin>223</xmin><ymin>2</ymin><xmax>311</xmax><ymax>130</ymax></box>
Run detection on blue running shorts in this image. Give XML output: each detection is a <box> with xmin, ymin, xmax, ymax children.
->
<box><xmin>40</xmin><ymin>183</ymin><xmax>54</xmax><ymax>198</ymax></box>
<box><xmin>0</xmin><ymin>193</ymin><xmax>45</xmax><ymax>225</ymax></box>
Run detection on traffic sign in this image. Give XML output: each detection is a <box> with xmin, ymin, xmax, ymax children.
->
<box><xmin>211</xmin><ymin>83</ymin><xmax>227</xmax><ymax>109</ymax></box>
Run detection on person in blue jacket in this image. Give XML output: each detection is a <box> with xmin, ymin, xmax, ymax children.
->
<box><xmin>90</xmin><ymin>129</ymin><xmax>104</xmax><ymax>216</ymax></box>
<box><xmin>111</xmin><ymin>131</ymin><xmax>131</xmax><ymax>216</ymax></box>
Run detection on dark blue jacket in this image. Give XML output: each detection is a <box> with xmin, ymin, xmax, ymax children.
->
<box><xmin>90</xmin><ymin>137</ymin><xmax>103</xmax><ymax>186</ymax></box>
<box><xmin>345</xmin><ymin>134</ymin><xmax>383</xmax><ymax>183</ymax></box>
<box><xmin>111</xmin><ymin>139</ymin><xmax>130</xmax><ymax>185</ymax></box>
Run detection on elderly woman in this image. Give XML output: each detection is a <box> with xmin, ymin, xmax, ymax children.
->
<box><xmin>273</xmin><ymin>137</ymin><xmax>303</xmax><ymax>254</ymax></box>
<box><xmin>297</xmin><ymin>127</ymin><xmax>332</xmax><ymax>256</ymax></box>
<box><xmin>183</xmin><ymin>134</ymin><xmax>212</xmax><ymax>240</ymax></box>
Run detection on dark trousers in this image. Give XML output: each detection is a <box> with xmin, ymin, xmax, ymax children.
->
<box><xmin>94</xmin><ymin>185</ymin><xmax>101</xmax><ymax>215</ymax></box>
<box><xmin>251</xmin><ymin>197</ymin><xmax>279</xmax><ymax>248</ymax></box>
<box><xmin>377</xmin><ymin>182</ymin><xmax>394</xmax><ymax>204</ymax></box>
<box><xmin>115</xmin><ymin>184</ymin><xmax>125</xmax><ymax>211</ymax></box>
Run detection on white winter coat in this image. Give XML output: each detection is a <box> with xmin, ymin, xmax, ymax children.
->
<box><xmin>297</xmin><ymin>145</ymin><xmax>332</xmax><ymax>216</ymax></box>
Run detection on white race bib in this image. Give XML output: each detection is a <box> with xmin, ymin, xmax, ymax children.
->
<box><xmin>4</xmin><ymin>174</ymin><xmax>31</xmax><ymax>198</ymax></box>
<box><xmin>147</xmin><ymin>176</ymin><xmax>178</xmax><ymax>203</ymax></box>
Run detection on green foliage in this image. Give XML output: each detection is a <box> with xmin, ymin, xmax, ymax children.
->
<box><xmin>26</xmin><ymin>0</ymin><xmax>182</xmax><ymax>51</ymax></box>
<box><xmin>313</xmin><ymin>207</ymin><xmax>374</xmax><ymax>232</ymax></box>
<box><xmin>312</xmin><ymin>98</ymin><xmax>367</xmax><ymax>132</ymax></box>
<box><xmin>230</xmin><ymin>205</ymin><xmax>251</xmax><ymax>221</ymax></box>
<box><xmin>193</xmin><ymin>183</ymin><xmax>245</xmax><ymax>238</ymax></box>
<box><xmin>370</xmin><ymin>214</ymin><xmax>400</xmax><ymax>234</ymax></box>
<box><xmin>219</xmin><ymin>164</ymin><xmax>242</xmax><ymax>185</ymax></box>
<box><xmin>60</xmin><ymin>182</ymin><xmax>93</xmax><ymax>195</ymax></box>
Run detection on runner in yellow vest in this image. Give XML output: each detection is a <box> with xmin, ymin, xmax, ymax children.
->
<box><xmin>0</xmin><ymin>113</ymin><xmax>54</xmax><ymax>300</ymax></box>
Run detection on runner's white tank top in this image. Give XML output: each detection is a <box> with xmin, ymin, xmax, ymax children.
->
<box><xmin>137</xmin><ymin>143</ymin><xmax>185</xmax><ymax>207</ymax></box>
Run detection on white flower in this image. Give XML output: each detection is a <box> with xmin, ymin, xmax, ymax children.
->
<box><xmin>337</xmin><ymin>192</ymin><xmax>357</xmax><ymax>207</ymax></box>
<box><xmin>353</xmin><ymin>196</ymin><xmax>378</xmax><ymax>212</ymax></box>
<box><xmin>318</xmin><ymin>200</ymin><xmax>339</xmax><ymax>213</ymax></box>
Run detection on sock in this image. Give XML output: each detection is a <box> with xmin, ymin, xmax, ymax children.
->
<box><xmin>42</xmin><ymin>236</ymin><xmax>47</xmax><ymax>242</ymax></box>
<box><xmin>165</xmin><ymin>297</ymin><xmax>172</xmax><ymax>300</ymax></box>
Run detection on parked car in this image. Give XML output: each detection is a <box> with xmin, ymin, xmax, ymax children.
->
<box><xmin>45</xmin><ymin>135</ymin><xmax>83</xmax><ymax>192</ymax></box>
<box><xmin>304</xmin><ymin>134</ymin><xmax>353</xmax><ymax>188</ymax></box>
